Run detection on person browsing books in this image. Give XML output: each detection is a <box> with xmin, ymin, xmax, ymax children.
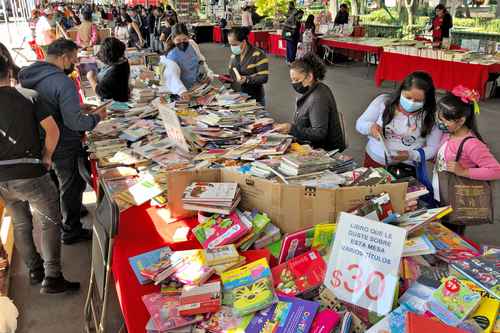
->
<box><xmin>160</xmin><ymin>23</ymin><xmax>213</xmax><ymax>101</ymax></box>
<box><xmin>356</xmin><ymin>71</ymin><xmax>442</xmax><ymax>177</ymax></box>
<box><xmin>227</xmin><ymin>27</ymin><xmax>269</xmax><ymax>106</ymax></box>
<box><xmin>274</xmin><ymin>53</ymin><xmax>346</xmax><ymax>152</ymax></box>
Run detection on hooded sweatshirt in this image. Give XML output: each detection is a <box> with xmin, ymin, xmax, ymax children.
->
<box><xmin>18</xmin><ymin>62</ymin><xmax>100</xmax><ymax>153</ymax></box>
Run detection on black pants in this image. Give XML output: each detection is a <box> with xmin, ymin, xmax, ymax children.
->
<box><xmin>222</xmin><ymin>28</ymin><xmax>229</xmax><ymax>46</ymax></box>
<box><xmin>286</xmin><ymin>39</ymin><xmax>298</xmax><ymax>63</ymax></box>
<box><xmin>52</xmin><ymin>144</ymin><xmax>87</xmax><ymax>241</ymax></box>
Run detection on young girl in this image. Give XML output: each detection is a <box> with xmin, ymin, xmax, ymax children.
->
<box><xmin>433</xmin><ymin>86</ymin><xmax>500</xmax><ymax>233</ymax></box>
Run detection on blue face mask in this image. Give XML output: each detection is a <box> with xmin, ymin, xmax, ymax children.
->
<box><xmin>437</xmin><ymin>119</ymin><xmax>450</xmax><ymax>133</ymax></box>
<box><xmin>230</xmin><ymin>45</ymin><xmax>242</xmax><ymax>55</ymax></box>
<box><xmin>400</xmin><ymin>94</ymin><xmax>424</xmax><ymax>113</ymax></box>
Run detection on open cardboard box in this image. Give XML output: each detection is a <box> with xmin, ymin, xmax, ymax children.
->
<box><xmin>167</xmin><ymin>169</ymin><xmax>408</xmax><ymax>233</ymax></box>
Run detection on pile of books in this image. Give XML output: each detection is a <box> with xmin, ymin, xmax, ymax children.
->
<box><xmin>131</xmin><ymin>88</ymin><xmax>156</xmax><ymax>105</ymax></box>
<box><xmin>182</xmin><ymin>182</ymin><xmax>241</xmax><ymax>215</ymax></box>
<box><xmin>279</xmin><ymin>152</ymin><xmax>338</xmax><ymax>176</ymax></box>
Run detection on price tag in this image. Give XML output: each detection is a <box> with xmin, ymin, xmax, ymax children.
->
<box><xmin>324</xmin><ymin>212</ymin><xmax>407</xmax><ymax>315</ymax></box>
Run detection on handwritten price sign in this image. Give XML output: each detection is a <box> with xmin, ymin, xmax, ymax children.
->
<box><xmin>324</xmin><ymin>213</ymin><xmax>407</xmax><ymax>315</ymax></box>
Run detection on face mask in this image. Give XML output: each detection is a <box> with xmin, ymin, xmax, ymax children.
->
<box><xmin>292</xmin><ymin>81</ymin><xmax>308</xmax><ymax>94</ymax></box>
<box><xmin>175</xmin><ymin>41</ymin><xmax>189</xmax><ymax>52</ymax></box>
<box><xmin>437</xmin><ymin>119</ymin><xmax>451</xmax><ymax>133</ymax></box>
<box><xmin>400</xmin><ymin>94</ymin><xmax>424</xmax><ymax>113</ymax></box>
<box><xmin>63</xmin><ymin>63</ymin><xmax>75</xmax><ymax>75</ymax></box>
<box><xmin>230</xmin><ymin>45</ymin><xmax>242</xmax><ymax>55</ymax></box>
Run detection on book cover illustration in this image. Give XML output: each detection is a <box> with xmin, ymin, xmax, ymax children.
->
<box><xmin>311</xmin><ymin>224</ymin><xmax>336</xmax><ymax>255</ymax></box>
<box><xmin>278</xmin><ymin>227</ymin><xmax>314</xmax><ymax>264</ymax></box>
<box><xmin>182</xmin><ymin>182</ymin><xmax>238</xmax><ymax>204</ymax></box>
<box><xmin>204</xmin><ymin>245</ymin><xmax>240</xmax><ymax>267</ymax></box>
<box><xmin>396</xmin><ymin>206</ymin><xmax>452</xmax><ymax>235</ymax></box>
<box><xmin>193</xmin><ymin>212</ymin><xmax>251</xmax><ymax>249</ymax></box>
<box><xmin>471</xmin><ymin>297</ymin><xmax>500</xmax><ymax>333</ymax></box>
<box><xmin>128</xmin><ymin>246</ymin><xmax>172</xmax><ymax>285</ymax></box>
<box><xmin>272</xmin><ymin>250</ymin><xmax>326</xmax><ymax>297</ymax></box>
<box><xmin>178</xmin><ymin>282</ymin><xmax>222</xmax><ymax>316</ymax></box>
<box><xmin>427</xmin><ymin>276</ymin><xmax>482</xmax><ymax>326</ymax></box>
<box><xmin>171</xmin><ymin>250</ymin><xmax>214</xmax><ymax>286</ymax></box>
<box><xmin>221</xmin><ymin>258</ymin><xmax>277</xmax><ymax>317</ymax></box>
<box><xmin>198</xmin><ymin>306</ymin><xmax>253</xmax><ymax>333</ymax></box>
<box><xmin>402</xmin><ymin>234</ymin><xmax>436</xmax><ymax>257</ymax></box>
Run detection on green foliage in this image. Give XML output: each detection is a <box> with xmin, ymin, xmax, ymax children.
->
<box><xmin>255</xmin><ymin>0</ymin><xmax>289</xmax><ymax>18</ymax></box>
<box><xmin>360</xmin><ymin>8</ymin><xmax>399</xmax><ymax>25</ymax></box>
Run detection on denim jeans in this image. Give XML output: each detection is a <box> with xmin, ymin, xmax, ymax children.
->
<box><xmin>286</xmin><ymin>39</ymin><xmax>298</xmax><ymax>63</ymax></box>
<box><xmin>53</xmin><ymin>145</ymin><xmax>87</xmax><ymax>241</ymax></box>
<box><xmin>0</xmin><ymin>173</ymin><xmax>62</xmax><ymax>277</ymax></box>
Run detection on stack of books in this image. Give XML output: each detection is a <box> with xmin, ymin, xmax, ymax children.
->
<box><xmin>131</xmin><ymin>88</ymin><xmax>156</xmax><ymax>105</ymax></box>
<box><xmin>182</xmin><ymin>182</ymin><xmax>241</xmax><ymax>215</ymax></box>
<box><xmin>279</xmin><ymin>152</ymin><xmax>337</xmax><ymax>176</ymax></box>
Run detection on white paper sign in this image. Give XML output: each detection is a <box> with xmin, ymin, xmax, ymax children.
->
<box><xmin>159</xmin><ymin>103</ymin><xmax>190</xmax><ymax>153</ymax></box>
<box><xmin>324</xmin><ymin>212</ymin><xmax>407</xmax><ymax>315</ymax></box>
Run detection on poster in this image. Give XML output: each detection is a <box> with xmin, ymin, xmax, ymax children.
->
<box><xmin>324</xmin><ymin>212</ymin><xmax>407</xmax><ymax>315</ymax></box>
<box><xmin>159</xmin><ymin>103</ymin><xmax>190</xmax><ymax>153</ymax></box>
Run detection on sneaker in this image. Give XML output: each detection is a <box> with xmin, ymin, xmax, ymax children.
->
<box><xmin>61</xmin><ymin>229</ymin><xmax>93</xmax><ymax>245</ymax></box>
<box><xmin>40</xmin><ymin>274</ymin><xmax>80</xmax><ymax>294</ymax></box>
<box><xmin>29</xmin><ymin>267</ymin><xmax>45</xmax><ymax>285</ymax></box>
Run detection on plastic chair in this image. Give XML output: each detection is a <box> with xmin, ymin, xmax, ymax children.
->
<box><xmin>83</xmin><ymin>178</ymin><xmax>121</xmax><ymax>333</ymax></box>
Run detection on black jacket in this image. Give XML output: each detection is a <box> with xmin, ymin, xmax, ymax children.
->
<box><xmin>290</xmin><ymin>82</ymin><xmax>345</xmax><ymax>152</ymax></box>
<box><xmin>431</xmin><ymin>13</ymin><xmax>453</xmax><ymax>38</ymax></box>
<box><xmin>334</xmin><ymin>11</ymin><xmax>349</xmax><ymax>25</ymax></box>
<box><xmin>96</xmin><ymin>60</ymin><xmax>131</xmax><ymax>102</ymax></box>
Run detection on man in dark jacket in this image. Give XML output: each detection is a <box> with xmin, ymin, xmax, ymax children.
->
<box><xmin>334</xmin><ymin>4</ymin><xmax>349</xmax><ymax>25</ymax></box>
<box><xmin>19</xmin><ymin>38</ymin><xmax>107</xmax><ymax>245</ymax></box>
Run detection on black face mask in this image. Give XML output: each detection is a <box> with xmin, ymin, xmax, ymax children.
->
<box><xmin>63</xmin><ymin>63</ymin><xmax>75</xmax><ymax>75</ymax></box>
<box><xmin>292</xmin><ymin>81</ymin><xmax>309</xmax><ymax>94</ymax></box>
<box><xmin>175</xmin><ymin>41</ymin><xmax>189</xmax><ymax>52</ymax></box>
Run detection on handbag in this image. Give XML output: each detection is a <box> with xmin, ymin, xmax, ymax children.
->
<box><xmin>439</xmin><ymin>136</ymin><xmax>494</xmax><ymax>225</ymax></box>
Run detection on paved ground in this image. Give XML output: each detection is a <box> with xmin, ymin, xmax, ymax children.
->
<box><xmin>4</xmin><ymin>38</ymin><xmax>500</xmax><ymax>332</ymax></box>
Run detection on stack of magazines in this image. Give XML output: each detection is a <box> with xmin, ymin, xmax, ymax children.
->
<box><xmin>182</xmin><ymin>182</ymin><xmax>241</xmax><ymax>215</ymax></box>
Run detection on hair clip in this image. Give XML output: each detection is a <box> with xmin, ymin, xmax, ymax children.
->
<box><xmin>451</xmin><ymin>85</ymin><xmax>480</xmax><ymax>115</ymax></box>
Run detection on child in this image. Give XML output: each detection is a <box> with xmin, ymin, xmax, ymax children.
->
<box><xmin>433</xmin><ymin>85</ymin><xmax>500</xmax><ymax>234</ymax></box>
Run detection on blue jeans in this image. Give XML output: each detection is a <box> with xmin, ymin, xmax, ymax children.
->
<box><xmin>0</xmin><ymin>173</ymin><xmax>62</xmax><ymax>277</ymax></box>
<box><xmin>286</xmin><ymin>39</ymin><xmax>298</xmax><ymax>63</ymax></box>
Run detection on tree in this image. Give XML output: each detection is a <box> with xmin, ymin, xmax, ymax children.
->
<box><xmin>255</xmin><ymin>0</ymin><xmax>288</xmax><ymax>18</ymax></box>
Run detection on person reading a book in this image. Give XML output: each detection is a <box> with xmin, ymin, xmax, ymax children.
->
<box><xmin>432</xmin><ymin>86</ymin><xmax>500</xmax><ymax>234</ymax></box>
<box><xmin>356</xmin><ymin>71</ymin><xmax>442</xmax><ymax>176</ymax></box>
<box><xmin>274</xmin><ymin>53</ymin><xmax>346</xmax><ymax>152</ymax></box>
<box><xmin>227</xmin><ymin>27</ymin><xmax>269</xmax><ymax>106</ymax></box>
<box><xmin>160</xmin><ymin>23</ymin><xmax>212</xmax><ymax>101</ymax></box>
<box><xmin>86</xmin><ymin>37</ymin><xmax>130</xmax><ymax>102</ymax></box>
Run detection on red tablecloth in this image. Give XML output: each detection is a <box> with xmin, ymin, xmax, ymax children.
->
<box><xmin>318</xmin><ymin>38</ymin><xmax>384</xmax><ymax>57</ymax></box>
<box><xmin>375</xmin><ymin>51</ymin><xmax>500</xmax><ymax>98</ymax></box>
<box><xmin>248</xmin><ymin>30</ymin><xmax>272</xmax><ymax>51</ymax></box>
<box><xmin>110</xmin><ymin>202</ymin><xmax>272</xmax><ymax>333</ymax></box>
<box><xmin>213</xmin><ymin>26</ymin><xmax>223</xmax><ymax>43</ymax></box>
<box><xmin>269</xmin><ymin>33</ymin><xmax>286</xmax><ymax>58</ymax></box>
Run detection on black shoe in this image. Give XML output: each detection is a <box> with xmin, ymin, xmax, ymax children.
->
<box><xmin>29</xmin><ymin>267</ymin><xmax>45</xmax><ymax>285</ymax></box>
<box><xmin>80</xmin><ymin>206</ymin><xmax>89</xmax><ymax>218</ymax></box>
<box><xmin>40</xmin><ymin>274</ymin><xmax>80</xmax><ymax>294</ymax></box>
<box><xmin>61</xmin><ymin>229</ymin><xmax>93</xmax><ymax>245</ymax></box>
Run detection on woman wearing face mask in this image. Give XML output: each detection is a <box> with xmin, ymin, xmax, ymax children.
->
<box><xmin>160</xmin><ymin>23</ymin><xmax>212</xmax><ymax>101</ymax></box>
<box><xmin>274</xmin><ymin>53</ymin><xmax>345</xmax><ymax>152</ymax></box>
<box><xmin>356</xmin><ymin>71</ymin><xmax>441</xmax><ymax>173</ymax></box>
<box><xmin>227</xmin><ymin>27</ymin><xmax>269</xmax><ymax>106</ymax></box>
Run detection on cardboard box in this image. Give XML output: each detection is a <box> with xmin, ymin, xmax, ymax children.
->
<box><xmin>167</xmin><ymin>169</ymin><xmax>407</xmax><ymax>234</ymax></box>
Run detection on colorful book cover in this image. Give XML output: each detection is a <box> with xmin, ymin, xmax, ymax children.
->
<box><xmin>212</xmin><ymin>256</ymin><xmax>246</xmax><ymax>276</ymax></box>
<box><xmin>427</xmin><ymin>276</ymin><xmax>482</xmax><ymax>326</ymax></box>
<box><xmin>471</xmin><ymin>297</ymin><xmax>500</xmax><ymax>333</ymax></box>
<box><xmin>402</xmin><ymin>234</ymin><xmax>436</xmax><ymax>257</ymax></box>
<box><xmin>424</xmin><ymin>222</ymin><xmax>478</xmax><ymax>252</ymax></box>
<box><xmin>204</xmin><ymin>245</ymin><xmax>240</xmax><ymax>266</ymax></box>
<box><xmin>405</xmin><ymin>312</ymin><xmax>468</xmax><ymax>333</ymax></box>
<box><xmin>236</xmin><ymin>212</ymin><xmax>271</xmax><ymax>251</ymax></box>
<box><xmin>178</xmin><ymin>282</ymin><xmax>222</xmax><ymax>316</ymax></box>
<box><xmin>128</xmin><ymin>246</ymin><xmax>171</xmax><ymax>285</ymax></box>
<box><xmin>278</xmin><ymin>227</ymin><xmax>314</xmax><ymax>264</ymax></box>
<box><xmin>182</xmin><ymin>182</ymin><xmax>239</xmax><ymax>203</ymax></box>
<box><xmin>311</xmin><ymin>224</ymin><xmax>336</xmax><ymax>255</ymax></box>
<box><xmin>193</xmin><ymin>212</ymin><xmax>251</xmax><ymax>249</ymax></box>
<box><xmin>309</xmin><ymin>309</ymin><xmax>342</xmax><ymax>333</ymax></box>
<box><xmin>397</xmin><ymin>206</ymin><xmax>453</xmax><ymax>235</ymax></box>
<box><xmin>254</xmin><ymin>224</ymin><xmax>281</xmax><ymax>249</ymax></box>
<box><xmin>272</xmin><ymin>250</ymin><xmax>326</xmax><ymax>297</ymax></box>
<box><xmin>142</xmin><ymin>293</ymin><xmax>204</xmax><ymax>331</ymax></box>
<box><xmin>199</xmin><ymin>306</ymin><xmax>253</xmax><ymax>333</ymax></box>
<box><xmin>221</xmin><ymin>258</ymin><xmax>277</xmax><ymax>317</ymax></box>
<box><xmin>245</xmin><ymin>295</ymin><xmax>319</xmax><ymax>333</ymax></box>
<box><xmin>172</xmin><ymin>250</ymin><xmax>214</xmax><ymax>286</ymax></box>
<box><xmin>451</xmin><ymin>252</ymin><xmax>500</xmax><ymax>300</ymax></box>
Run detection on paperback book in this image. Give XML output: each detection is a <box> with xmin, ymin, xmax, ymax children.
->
<box><xmin>128</xmin><ymin>246</ymin><xmax>172</xmax><ymax>285</ymax></box>
<box><xmin>278</xmin><ymin>227</ymin><xmax>314</xmax><ymax>264</ymax></box>
<box><xmin>178</xmin><ymin>282</ymin><xmax>222</xmax><ymax>316</ymax></box>
<box><xmin>193</xmin><ymin>212</ymin><xmax>252</xmax><ymax>249</ymax></box>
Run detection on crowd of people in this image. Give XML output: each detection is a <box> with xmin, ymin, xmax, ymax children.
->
<box><xmin>0</xmin><ymin>0</ymin><xmax>498</xmax><ymax>305</ymax></box>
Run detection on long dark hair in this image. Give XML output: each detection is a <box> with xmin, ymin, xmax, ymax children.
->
<box><xmin>438</xmin><ymin>93</ymin><xmax>483</xmax><ymax>142</ymax></box>
<box><xmin>164</xmin><ymin>23</ymin><xmax>190</xmax><ymax>54</ymax></box>
<box><xmin>382</xmin><ymin>71</ymin><xmax>436</xmax><ymax>138</ymax></box>
<box><xmin>304</xmin><ymin>14</ymin><xmax>315</xmax><ymax>33</ymax></box>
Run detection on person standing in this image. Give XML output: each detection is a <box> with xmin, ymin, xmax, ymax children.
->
<box><xmin>283</xmin><ymin>9</ymin><xmax>304</xmax><ymax>64</ymax></box>
<box><xmin>227</xmin><ymin>27</ymin><xmax>269</xmax><ymax>106</ymax></box>
<box><xmin>19</xmin><ymin>38</ymin><xmax>107</xmax><ymax>245</ymax></box>
<box><xmin>151</xmin><ymin>7</ymin><xmax>165</xmax><ymax>52</ymax></box>
<box><xmin>35</xmin><ymin>8</ymin><xmax>56</xmax><ymax>55</ymax></box>
<box><xmin>241</xmin><ymin>5</ymin><xmax>253</xmax><ymax>28</ymax></box>
<box><xmin>430</xmin><ymin>4</ymin><xmax>453</xmax><ymax>48</ymax></box>
<box><xmin>297</xmin><ymin>14</ymin><xmax>316</xmax><ymax>58</ymax></box>
<box><xmin>334</xmin><ymin>4</ymin><xmax>349</xmax><ymax>25</ymax></box>
<box><xmin>76</xmin><ymin>11</ymin><xmax>98</xmax><ymax>48</ymax></box>
<box><xmin>0</xmin><ymin>55</ymin><xmax>80</xmax><ymax>293</ymax></box>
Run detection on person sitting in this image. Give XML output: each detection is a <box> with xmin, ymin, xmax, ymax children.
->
<box><xmin>87</xmin><ymin>37</ymin><xmax>130</xmax><ymax>102</ymax></box>
<box><xmin>355</xmin><ymin>71</ymin><xmax>442</xmax><ymax>176</ymax></box>
<box><xmin>160</xmin><ymin>23</ymin><xmax>212</xmax><ymax>101</ymax></box>
<box><xmin>334</xmin><ymin>4</ymin><xmax>349</xmax><ymax>25</ymax></box>
<box><xmin>274</xmin><ymin>53</ymin><xmax>346</xmax><ymax>152</ymax></box>
<box><xmin>76</xmin><ymin>10</ymin><xmax>98</xmax><ymax>48</ymax></box>
<box><xmin>227</xmin><ymin>27</ymin><xmax>269</xmax><ymax>106</ymax></box>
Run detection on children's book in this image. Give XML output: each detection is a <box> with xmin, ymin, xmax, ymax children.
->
<box><xmin>254</xmin><ymin>224</ymin><xmax>281</xmax><ymax>249</ymax></box>
<box><xmin>396</xmin><ymin>206</ymin><xmax>452</xmax><ymax>235</ymax></box>
<box><xmin>182</xmin><ymin>182</ymin><xmax>239</xmax><ymax>205</ymax></box>
<box><xmin>311</xmin><ymin>224</ymin><xmax>336</xmax><ymax>255</ymax></box>
<box><xmin>198</xmin><ymin>306</ymin><xmax>253</xmax><ymax>333</ymax></box>
<box><xmin>211</xmin><ymin>256</ymin><xmax>246</xmax><ymax>276</ymax></box>
<box><xmin>427</xmin><ymin>276</ymin><xmax>482</xmax><ymax>326</ymax></box>
<box><xmin>272</xmin><ymin>250</ymin><xmax>326</xmax><ymax>297</ymax></box>
<box><xmin>178</xmin><ymin>282</ymin><xmax>222</xmax><ymax>316</ymax></box>
<box><xmin>221</xmin><ymin>258</ymin><xmax>277</xmax><ymax>317</ymax></box>
<box><xmin>424</xmin><ymin>222</ymin><xmax>479</xmax><ymax>253</ymax></box>
<box><xmin>402</xmin><ymin>234</ymin><xmax>436</xmax><ymax>257</ymax></box>
<box><xmin>171</xmin><ymin>250</ymin><xmax>214</xmax><ymax>286</ymax></box>
<box><xmin>470</xmin><ymin>297</ymin><xmax>500</xmax><ymax>333</ymax></box>
<box><xmin>245</xmin><ymin>295</ymin><xmax>319</xmax><ymax>333</ymax></box>
<box><xmin>310</xmin><ymin>309</ymin><xmax>342</xmax><ymax>333</ymax></box>
<box><xmin>451</xmin><ymin>251</ymin><xmax>500</xmax><ymax>300</ymax></box>
<box><xmin>142</xmin><ymin>293</ymin><xmax>204</xmax><ymax>332</ymax></box>
<box><xmin>193</xmin><ymin>212</ymin><xmax>252</xmax><ymax>249</ymax></box>
<box><xmin>128</xmin><ymin>246</ymin><xmax>172</xmax><ymax>285</ymax></box>
<box><xmin>278</xmin><ymin>227</ymin><xmax>314</xmax><ymax>264</ymax></box>
<box><xmin>236</xmin><ymin>212</ymin><xmax>271</xmax><ymax>251</ymax></box>
<box><xmin>204</xmin><ymin>245</ymin><xmax>240</xmax><ymax>267</ymax></box>
<box><xmin>406</xmin><ymin>312</ymin><xmax>468</xmax><ymax>333</ymax></box>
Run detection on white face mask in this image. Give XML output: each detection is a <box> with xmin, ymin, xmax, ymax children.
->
<box><xmin>400</xmin><ymin>94</ymin><xmax>424</xmax><ymax>113</ymax></box>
